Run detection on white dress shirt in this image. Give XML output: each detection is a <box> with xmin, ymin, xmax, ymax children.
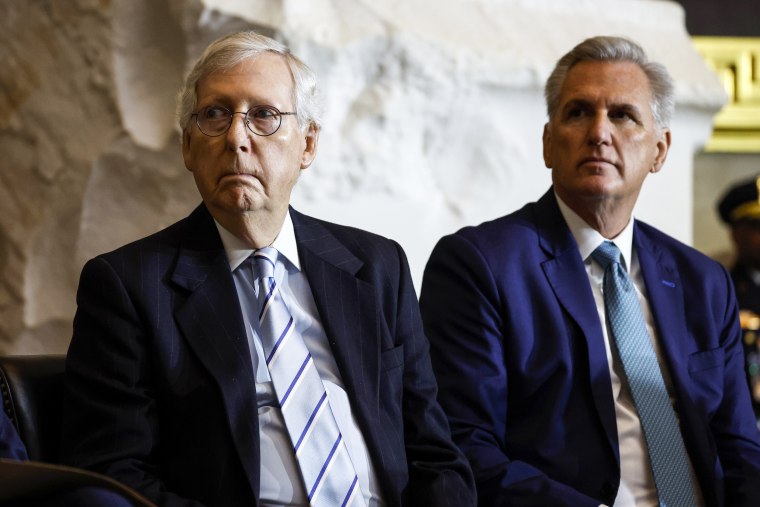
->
<box><xmin>555</xmin><ymin>195</ymin><xmax>703</xmax><ymax>507</ymax></box>
<box><xmin>215</xmin><ymin>212</ymin><xmax>385</xmax><ymax>506</ymax></box>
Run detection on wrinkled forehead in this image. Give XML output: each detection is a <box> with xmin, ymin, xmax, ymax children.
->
<box><xmin>558</xmin><ymin>60</ymin><xmax>655</xmax><ymax>111</ymax></box>
<box><xmin>196</xmin><ymin>53</ymin><xmax>297</xmax><ymax>105</ymax></box>
<box><xmin>199</xmin><ymin>52</ymin><xmax>295</xmax><ymax>86</ymax></box>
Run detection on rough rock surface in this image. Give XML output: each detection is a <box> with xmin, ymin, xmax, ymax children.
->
<box><xmin>0</xmin><ymin>0</ymin><xmax>724</xmax><ymax>353</ymax></box>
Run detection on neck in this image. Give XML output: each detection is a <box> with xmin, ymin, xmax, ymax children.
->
<box><xmin>557</xmin><ymin>192</ymin><xmax>634</xmax><ymax>240</ymax></box>
<box><xmin>210</xmin><ymin>206</ymin><xmax>287</xmax><ymax>249</ymax></box>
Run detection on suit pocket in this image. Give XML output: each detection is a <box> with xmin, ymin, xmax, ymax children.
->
<box><xmin>688</xmin><ymin>347</ymin><xmax>724</xmax><ymax>372</ymax></box>
<box><xmin>381</xmin><ymin>345</ymin><xmax>404</xmax><ymax>372</ymax></box>
<box><xmin>688</xmin><ymin>347</ymin><xmax>725</xmax><ymax>413</ymax></box>
<box><xmin>379</xmin><ymin>345</ymin><xmax>404</xmax><ymax>424</ymax></box>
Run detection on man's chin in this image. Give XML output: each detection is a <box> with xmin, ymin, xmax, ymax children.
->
<box><xmin>208</xmin><ymin>194</ymin><xmax>266</xmax><ymax>216</ymax></box>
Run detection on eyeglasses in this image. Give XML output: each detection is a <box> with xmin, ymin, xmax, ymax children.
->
<box><xmin>190</xmin><ymin>105</ymin><xmax>297</xmax><ymax>137</ymax></box>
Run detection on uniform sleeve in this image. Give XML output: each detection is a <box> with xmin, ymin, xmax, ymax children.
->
<box><xmin>0</xmin><ymin>392</ymin><xmax>28</xmax><ymax>460</ymax></box>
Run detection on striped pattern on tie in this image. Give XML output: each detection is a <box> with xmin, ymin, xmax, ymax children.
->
<box><xmin>253</xmin><ymin>247</ymin><xmax>365</xmax><ymax>507</ymax></box>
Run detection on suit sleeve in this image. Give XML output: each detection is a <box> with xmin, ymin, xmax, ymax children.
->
<box><xmin>420</xmin><ymin>234</ymin><xmax>602</xmax><ymax>507</ymax></box>
<box><xmin>61</xmin><ymin>257</ymin><xmax>205</xmax><ymax>507</ymax></box>
<box><xmin>387</xmin><ymin>241</ymin><xmax>477</xmax><ymax>507</ymax></box>
<box><xmin>709</xmin><ymin>265</ymin><xmax>760</xmax><ymax>506</ymax></box>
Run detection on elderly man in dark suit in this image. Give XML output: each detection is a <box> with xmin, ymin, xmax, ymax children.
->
<box><xmin>420</xmin><ymin>36</ymin><xmax>760</xmax><ymax>507</ymax></box>
<box><xmin>61</xmin><ymin>31</ymin><xmax>474</xmax><ymax>507</ymax></box>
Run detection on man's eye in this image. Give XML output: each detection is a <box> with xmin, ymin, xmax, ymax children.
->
<box><xmin>250</xmin><ymin>107</ymin><xmax>278</xmax><ymax>120</ymax></box>
<box><xmin>566</xmin><ymin>108</ymin><xmax>584</xmax><ymax>119</ymax></box>
<box><xmin>203</xmin><ymin>106</ymin><xmax>229</xmax><ymax>120</ymax></box>
<box><xmin>610</xmin><ymin>110</ymin><xmax>634</xmax><ymax>121</ymax></box>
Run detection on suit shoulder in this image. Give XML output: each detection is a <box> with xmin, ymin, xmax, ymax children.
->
<box><xmin>86</xmin><ymin>206</ymin><xmax>208</xmax><ymax>275</ymax></box>
<box><xmin>96</xmin><ymin>216</ymin><xmax>187</xmax><ymax>260</ymax></box>
<box><xmin>99</xmin><ymin>205</ymin><xmax>211</xmax><ymax>257</ymax></box>
<box><xmin>442</xmin><ymin>202</ymin><xmax>541</xmax><ymax>252</ymax></box>
<box><xmin>636</xmin><ymin>220</ymin><xmax>726</xmax><ymax>274</ymax></box>
<box><xmin>292</xmin><ymin>210</ymin><xmax>404</xmax><ymax>261</ymax></box>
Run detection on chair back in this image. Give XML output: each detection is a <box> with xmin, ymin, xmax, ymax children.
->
<box><xmin>0</xmin><ymin>355</ymin><xmax>66</xmax><ymax>462</ymax></box>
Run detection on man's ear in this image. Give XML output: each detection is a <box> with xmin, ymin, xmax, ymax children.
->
<box><xmin>300</xmin><ymin>123</ymin><xmax>320</xmax><ymax>170</ymax></box>
<box><xmin>182</xmin><ymin>129</ymin><xmax>193</xmax><ymax>172</ymax></box>
<box><xmin>542</xmin><ymin>123</ymin><xmax>552</xmax><ymax>169</ymax></box>
<box><xmin>651</xmin><ymin>127</ymin><xmax>671</xmax><ymax>174</ymax></box>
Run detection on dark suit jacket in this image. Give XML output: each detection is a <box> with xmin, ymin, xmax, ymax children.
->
<box><xmin>61</xmin><ymin>204</ymin><xmax>475</xmax><ymax>507</ymax></box>
<box><xmin>419</xmin><ymin>190</ymin><xmax>760</xmax><ymax>507</ymax></box>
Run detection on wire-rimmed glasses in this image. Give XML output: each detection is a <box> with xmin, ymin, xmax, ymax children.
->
<box><xmin>191</xmin><ymin>105</ymin><xmax>297</xmax><ymax>137</ymax></box>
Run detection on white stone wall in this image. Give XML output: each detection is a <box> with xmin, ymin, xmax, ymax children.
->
<box><xmin>0</xmin><ymin>0</ymin><xmax>725</xmax><ymax>353</ymax></box>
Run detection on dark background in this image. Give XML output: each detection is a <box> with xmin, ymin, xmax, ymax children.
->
<box><xmin>676</xmin><ymin>0</ymin><xmax>760</xmax><ymax>36</ymax></box>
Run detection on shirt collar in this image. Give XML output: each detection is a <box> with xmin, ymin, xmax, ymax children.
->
<box><xmin>555</xmin><ymin>192</ymin><xmax>635</xmax><ymax>272</ymax></box>
<box><xmin>214</xmin><ymin>210</ymin><xmax>301</xmax><ymax>272</ymax></box>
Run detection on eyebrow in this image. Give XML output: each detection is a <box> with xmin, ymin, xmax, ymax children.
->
<box><xmin>198</xmin><ymin>93</ymin><xmax>288</xmax><ymax>109</ymax></box>
<box><xmin>561</xmin><ymin>98</ymin><xmax>644</xmax><ymax>117</ymax></box>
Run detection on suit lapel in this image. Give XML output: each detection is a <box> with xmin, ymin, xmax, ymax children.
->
<box><xmin>633</xmin><ymin>225</ymin><xmax>688</xmax><ymax>384</ymax></box>
<box><xmin>536</xmin><ymin>192</ymin><xmax>619</xmax><ymax>463</ymax></box>
<box><xmin>635</xmin><ymin>225</ymin><xmax>721</xmax><ymax>505</ymax></box>
<box><xmin>169</xmin><ymin>205</ymin><xmax>260</xmax><ymax>499</ymax></box>
<box><xmin>290</xmin><ymin>209</ymin><xmax>382</xmax><ymax>441</ymax></box>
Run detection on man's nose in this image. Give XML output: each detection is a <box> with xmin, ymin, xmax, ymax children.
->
<box><xmin>226</xmin><ymin>112</ymin><xmax>252</xmax><ymax>152</ymax></box>
<box><xmin>587</xmin><ymin>113</ymin><xmax>612</xmax><ymax>146</ymax></box>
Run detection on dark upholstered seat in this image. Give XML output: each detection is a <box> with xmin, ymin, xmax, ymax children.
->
<box><xmin>0</xmin><ymin>355</ymin><xmax>65</xmax><ymax>462</ymax></box>
<box><xmin>0</xmin><ymin>355</ymin><xmax>157</xmax><ymax>506</ymax></box>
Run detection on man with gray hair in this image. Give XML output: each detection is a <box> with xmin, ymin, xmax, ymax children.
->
<box><xmin>61</xmin><ymin>30</ymin><xmax>475</xmax><ymax>507</ymax></box>
<box><xmin>420</xmin><ymin>35</ymin><xmax>760</xmax><ymax>506</ymax></box>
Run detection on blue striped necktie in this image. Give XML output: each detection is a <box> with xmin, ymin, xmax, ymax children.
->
<box><xmin>592</xmin><ymin>241</ymin><xmax>697</xmax><ymax>507</ymax></box>
<box><xmin>253</xmin><ymin>247</ymin><xmax>364</xmax><ymax>507</ymax></box>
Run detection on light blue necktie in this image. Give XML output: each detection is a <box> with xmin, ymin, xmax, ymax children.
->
<box><xmin>592</xmin><ymin>241</ymin><xmax>697</xmax><ymax>507</ymax></box>
<box><xmin>253</xmin><ymin>247</ymin><xmax>364</xmax><ymax>507</ymax></box>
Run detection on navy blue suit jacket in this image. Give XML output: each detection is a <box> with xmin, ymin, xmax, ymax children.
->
<box><xmin>1</xmin><ymin>391</ymin><xmax>27</xmax><ymax>460</ymax></box>
<box><xmin>419</xmin><ymin>190</ymin><xmax>760</xmax><ymax>507</ymax></box>
<box><xmin>61</xmin><ymin>204</ymin><xmax>474</xmax><ymax>507</ymax></box>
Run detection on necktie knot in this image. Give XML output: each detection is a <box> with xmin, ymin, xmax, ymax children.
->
<box><xmin>253</xmin><ymin>247</ymin><xmax>277</xmax><ymax>280</ymax></box>
<box><xmin>591</xmin><ymin>241</ymin><xmax>621</xmax><ymax>270</ymax></box>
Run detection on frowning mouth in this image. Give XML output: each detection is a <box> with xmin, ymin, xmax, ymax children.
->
<box><xmin>579</xmin><ymin>157</ymin><xmax>618</xmax><ymax>169</ymax></box>
<box><xmin>219</xmin><ymin>172</ymin><xmax>258</xmax><ymax>183</ymax></box>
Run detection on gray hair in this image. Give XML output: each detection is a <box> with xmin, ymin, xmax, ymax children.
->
<box><xmin>176</xmin><ymin>31</ymin><xmax>322</xmax><ymax>132</ymax></box>
<box><xmin>544</xmin><ymin>36</ymin><xmax>674</xmax><ymax>128</ymax></box>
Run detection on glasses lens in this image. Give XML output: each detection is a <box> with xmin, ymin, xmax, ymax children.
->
<box><xmin>246</xmin><ymin>106</ymin><xmax>282</xmax><ymax>136</ymax></box>
<box><xmin>197</xmin><ymin>106</ymin><xmax>232</xmax><ymax>136</ymax></box>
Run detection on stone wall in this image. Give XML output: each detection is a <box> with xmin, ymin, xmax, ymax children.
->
<box><xmin>0</xmin><ymin>0</ymin><xmax>725</xmax><ymax>354</ymax></box>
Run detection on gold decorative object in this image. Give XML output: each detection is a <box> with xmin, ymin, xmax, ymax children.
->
<box><xmin>693</xmin><ymin>37</ymin><xmax>760</xmax><ymax>153</ymax></box>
